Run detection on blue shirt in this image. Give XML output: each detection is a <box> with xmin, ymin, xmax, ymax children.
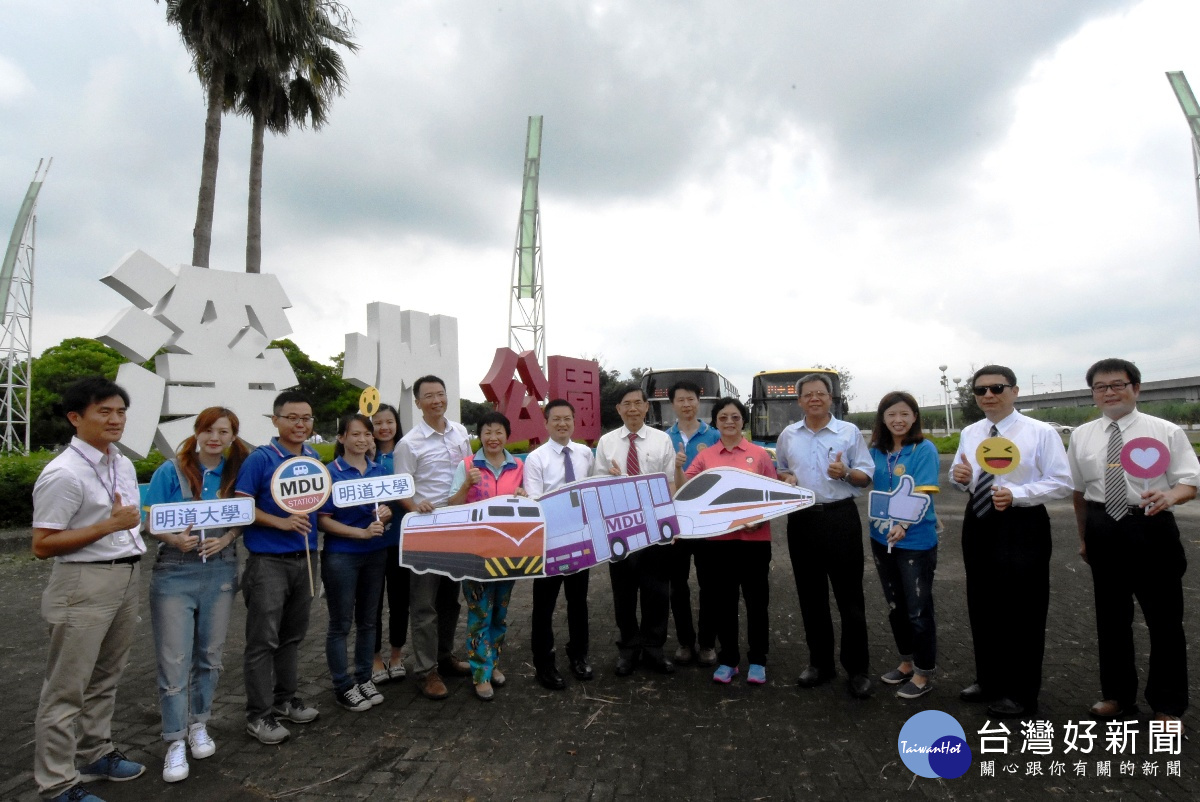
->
<box><xmin>235</xmin><ymin>438</ymin><xmax>321</xmax><ymax>554</ymax></box>
<box><xmin>375</xmin><ymin>448</ymin><xmax>403</xmax><ymax>545</ymax></box>
<box><xmin>320</xmin><ymin>456</ymin><xmax>392</xmax><ymax>553</ymax></box>
<box><xmin>868</xmin><ymin>439</ymin><xmax>940</xmax><ymax>551</ymax></box>
<box><xmin>143</xmin><ymin>457</ymin><xmax>226</xmax><ymax>507</ymax></box>
<box><xmin>775</xmin><ymin>416</ymin><xmax>874</xmax><ymax>502</ymax></box>
<box><xmin>666</xmin><ymin>421</ymin><xmax>721</xmax><ymax>471</ymax></box>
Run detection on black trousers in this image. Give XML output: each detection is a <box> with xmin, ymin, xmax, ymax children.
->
<box><xmin>374</xmin><ymin>545</ymin><xmax>411</xmax><ymax>654</ymax></box>
<box><xmin>785</xmin><ymin>499</ymin><xmax>869</xmax><ymax>676</ymax></box>
<box><xmin>1085</xmin><ymin>502</ymin><xmax>1188</xmax><ymax>716</ymax></box>
<box><xmin>702</xmin><ymin>539</ymin><xmax>771</xmax><ymax>667</ymax></box>
<box><xmin>530</xmin><ymin>570</ymin><xmax>590</xmax><ymax>668</ymax></box>
<box><xmin>669</xmin><ymin>539</ymin><xmax>716</xmax><ymax>650</ymax></box>
<box><xmin>608</xmin><ymin>545</ymin><xmax>671</xmax><ymax>659</ymax></box>
<box><xmin>961</xmin><ymin>502</ymin><xmax>1051</xmax><ymax>707</ymax></box>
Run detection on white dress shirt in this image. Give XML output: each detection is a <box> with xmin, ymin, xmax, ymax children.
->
<box><xmin>394</xmin><ymin>417</ymin><xmax>471</xmax><ymax>508</ymax></box>
<box><xmin>775</xmin><ymin>416</ymin><xmax>874</xmax><ymax>502</ymax></box>
<box><xmin>950</xmin><ymin>411</ymin><xmax>1072</xmax><ymax>506</ymax></box>
<box><xmin>32</xmin><ymin>436</ymin><xmax>145</xmax><ymax>561</ymax></box>
<box><xmin>1068</xmin><ymin>408</ymin><xmax>1200</xmax><ymax>503</ymax></box>
<box><xmin>592</xmin><ymin>425</ymin><xmax>676</xmax><ymax>483</ymax></box>
<box><xmin>523</xmin><ymin>439</ymin><xmax>596</xmax><ymax>499</ymax></box>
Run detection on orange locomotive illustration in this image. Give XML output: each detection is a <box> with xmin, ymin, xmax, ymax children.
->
<box><xmin>399</xmin><ymin>495</ymin><xmax>546</xmax><ymax>582</ymax></box>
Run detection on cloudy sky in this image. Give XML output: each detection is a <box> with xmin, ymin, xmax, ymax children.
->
<box><xmin>3</xmin><ymin>0</ymin><xmax>1200</xmax><ymax>412</ymax></box>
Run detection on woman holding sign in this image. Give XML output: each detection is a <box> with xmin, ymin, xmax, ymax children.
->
<box><xmin>867</xmin><ymin>392</ymin><xmax>940</xmax><ymax>700</ymax></box>
<box><xmin>143</xmin><ymin>407</ymin><xmax>250</xmax><ymax>783</ymax></box>
<box><xmin>447</xmin><ymin>412</ymin><xmax>524</xmax><ymax>701</ymax></box>
<box><xmin>370</xmin><ymin>403</ymin><xmax>411</xmax><ymax>685</ymax></box>
<box><xmin>318</xmin><ymin>414</ymin><xmax>393</xmax><ymax>713</ymax></box>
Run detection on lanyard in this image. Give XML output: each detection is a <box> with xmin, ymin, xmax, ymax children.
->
<box><xmin>70</xmin><ymin>445</ymin><xmax>119</xmax><ymax>504</ymax></box>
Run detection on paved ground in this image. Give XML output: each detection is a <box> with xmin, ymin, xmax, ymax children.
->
<box><xmin>2</xmin><ymin>455</ymin><xmax>1198</xmax><ymax>800</ymax></box>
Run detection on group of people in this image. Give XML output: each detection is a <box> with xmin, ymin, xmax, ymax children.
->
<box><xmin>28</xmin><ymin>359</ymin><xmax>1197</xmax><ymax>801</ymax></box>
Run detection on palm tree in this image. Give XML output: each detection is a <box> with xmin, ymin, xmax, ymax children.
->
<box><xmin>238</xmin><ymin>1</ymin><xmax>356</xmax><ymax>273</ymax></box>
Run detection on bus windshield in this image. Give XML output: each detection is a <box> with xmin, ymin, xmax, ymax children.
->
<box><xmin>749</xmin><ymin>369</ymin><xmax>846</xmax><ymax>444</ymax></box>
<box><xmin>640</xmin><ymin>368</ymin><xmax>739</xmax><ymax>430</ymax></box>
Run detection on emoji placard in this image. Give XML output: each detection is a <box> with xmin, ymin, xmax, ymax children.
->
<box><xmin>1120</xmin><ymin>437</ymin><xmax>1170</xmax><ymax>480</ymax></box>
<box><xmin>359</xmin><ymin>386</ymin><xmax>381</xmax><ymax>416</ymax></box>
<box><xmin>976</xmin><ymin>437</ymin><xmax>1020</xmax><ymax>476</ymax></box>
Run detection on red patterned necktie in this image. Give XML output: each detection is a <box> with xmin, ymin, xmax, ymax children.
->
<box><xmin>626</xmin><ymin>432</ymin><xmax>640</xmax><ymax>476</ymax></box>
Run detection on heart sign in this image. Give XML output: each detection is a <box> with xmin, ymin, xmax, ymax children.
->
<box><xmin>1119</xmin><ymin>436</ymin><xmax>1170</xmax><ymax>480</ymax></box>
<box><xmin>975</xmin><ymin>436</ymin><xmax>1021</xmax><ymax>476</ymax></box>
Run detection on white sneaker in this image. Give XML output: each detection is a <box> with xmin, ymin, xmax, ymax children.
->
<box><xmin>163</xmin><ymin>739</ymin><xmax>189</xmax><ymax>783</ymax></box>
<box><xmin>188</xmin><ymin>722</ymin><xmax>216</xmax><ymax>759</ymax></box>
<box><xmin>358</xmin><ymin>680</ymin><xmax>385</xmax><ymax>706</ymax></box>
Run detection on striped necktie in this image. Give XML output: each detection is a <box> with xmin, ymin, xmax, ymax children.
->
<box><xmin>970</xmin><ymin>424</ymin><xmax>999</xmax><ymax>518</ymax></box>
<box><xmin>626</xmin><ymin>432</ymin><xmax>640</xmax><ymax>476</ymax></box>
<box><xmin>1104</xmin><ymin>421</ymin><xmax>1128</xmax><ymax>521</ymax></box>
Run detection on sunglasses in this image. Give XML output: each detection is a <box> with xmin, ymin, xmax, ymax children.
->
<box><xmin>972</xmin><ymin>383</ymin><xmax>1013</xmax><ymax>396</ymax></box>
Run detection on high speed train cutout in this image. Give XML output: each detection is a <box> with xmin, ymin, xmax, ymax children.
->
<box><xmin>399</xmin><ymin>469</ymin><xmax>814</xmax><ymax>582</ymax></box>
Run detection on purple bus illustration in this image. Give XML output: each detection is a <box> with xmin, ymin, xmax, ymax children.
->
<box><xmin>539</xmin><ymin>473</ymin><xmax>679</xmax><ymax>576</ymax></box>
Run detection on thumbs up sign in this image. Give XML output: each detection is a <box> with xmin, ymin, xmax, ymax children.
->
<box><xmin>951</xmin><ymin>452</ymin><xmax>973</xmax><ymax>485</ymax></box>
<box><xmin>110</xmin><ymin>491</ymin><xmax>140</xmax><ymax>532</ymax></box>
<box><xmin>674</xmin><ymin>443</ymin><xmax>686</xmax><ymax>470</ymax></box>
<box><xmin>827</xmin><ymin>450</ymin><xmax>848</xmax><ymax>480</ymax></box>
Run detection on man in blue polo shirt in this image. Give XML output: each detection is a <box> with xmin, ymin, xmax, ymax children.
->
<box><xmin>236</xmin><ymin>390</ymin><xmax>322</xmax><ymax>745</ymax></box>
<box><xmin>666</xmin><ymin>380</ymin><xmax>721</xmax><ymax>666</ymax></box>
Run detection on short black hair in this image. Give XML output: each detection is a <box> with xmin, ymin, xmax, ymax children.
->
<box><xmin>1086</xmin><ymin>358</ymin><xmax>1140</xmax><ymax>387</ymax></box>
<box><xmin>413</xmin><ymin>375</ymin><xmax>445</xmax><ymax>399</ymax></box>
<box><xmin>61</xmin><ymin>377</ymin><xmax>129</xmax><ymax>418</ymax></box>
<box><xmin>972</xmin><ymin>364</ymin><xmax>1017</xmax><ymax>388</ymax></box>
<box><xmin>273</xmin><ymin>389</ymin><xmax>311</xmax><ymax>415</ymax></box>
<box><xmin>543</xmin><ymin>399</ymin><xmax>575</xmax><ymax>419</ymax></box>
<box><xmin>669</xmin><ymin>380</ymin><xmax>703</xmax><ymax>401</ymax></box>
<box><xmin>334</xmin><ymin>413</ymin><xmax>374</xmax><ymax>458</ymax></box>
<box><xmin>709</xmin><ymin>396</ymin><xmax>749</xmax><ymax>426</ymax></box>
<box><xmin>477</xmin><ymin>411</ymin><xmax>511</xmax><ymax>438</ymax></box>
<box><xmin>616</xmin><ymin>384</ymin><xmax>646</xmax><ymax>404</ymax></box>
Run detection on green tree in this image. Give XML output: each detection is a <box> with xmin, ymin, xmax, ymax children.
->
<box><xmin>955</xmin><ymin>381</ymin><xmax>984</xmax><ymax>425</ymax></box>
<box><xmin>30</xmin><ymin>338</ymin><xmax>130</xmax><ymax>447</ymax></box>
<box><xmin>270</xmin><ymin>339</ymin><xmax>357</xmax><ymax>434</ymax></box>
<box><xmin>460</xmin><ymin>398</ymin><xmax>492</xmax><ymax>431</ymax></box>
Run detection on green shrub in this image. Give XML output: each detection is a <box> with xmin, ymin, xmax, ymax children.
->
<box><xmin>931</xmin><ymin>434</ymin><xmax>960</xmax><ymax>455</ymax></box>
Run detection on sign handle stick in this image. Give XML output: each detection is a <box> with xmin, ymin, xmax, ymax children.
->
<box><xmin>304</xmin><ymin>534</ymin><xmax>315</xmax><ymax>597</ymax></box>
<box><xmin>200</xmin><ymin>529</ymin><xmax>207</xmax><ymax>563</ymax></box>
<box><xmin>886</xmin><ymin>519</ymin><xmax>894</xmax><ymax>554</ymax></box>
<box><xmin>375</xmin><ymin>502</ymin><xmax>380</xmax><ymax>522</ymax></box>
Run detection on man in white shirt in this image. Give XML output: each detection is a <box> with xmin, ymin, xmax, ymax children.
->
<box><xmin>395</xmin><ymin>375</ymin><xmax>473</xmax><ymax>701</ymax></box>
<box><xmin>524</xmin><ymin>399</ymin><xmax>596</xmax><ymax>689</ymax></box>
<box><xmin>777</xmin><ymin>373</ymin><xmax>875</xmax><ymax>699</ymax></box>
<box><xmin>950</xmin><ymin>364</ymin><xmax>1072</xmax><ymax>718</ymax></box>
<box><xmin>1068</xmin><ymin>358</ymin><xmax>1198</xmax><ymax>723</ymax></box>
<box><xmin>32</xmin><ymin>377</ymin><xmax>147</xmax><ymax>801</ymax></box>
<box><xmin>593</xmin><ymin>385</ymin><xmax>678</xmax><ymax>676</ymax></box>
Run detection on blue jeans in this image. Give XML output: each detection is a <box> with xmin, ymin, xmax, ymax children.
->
<box><xmin>322</xmin><ymin>550</ymin><xmax>387</xmax><ymax>691</ymax></box>
<box><xmin>870</xmin><ymin>539</ymin><xmax>937</xmax><ymax>675</ymax></box>
<box><xmin>149</xmin><ymin>550</ymin><xmax>237</xmax><ymax>741</ymax></box>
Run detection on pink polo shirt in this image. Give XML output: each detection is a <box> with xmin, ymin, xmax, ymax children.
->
<box><xmin>684</xmin><ymin>437</ymin><xmax>777</xmax><ymax>542</ymax></box>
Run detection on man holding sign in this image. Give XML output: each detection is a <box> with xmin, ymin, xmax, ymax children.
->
<box><xmin>950</xmin><ymin>365</ymin><xmax>1072</xmax><ymax>718</ymax></box>
<box><xmin>1068</xmin><ymin>358</ymin><xmax>1199</xmax><ymax>723</ymax></box>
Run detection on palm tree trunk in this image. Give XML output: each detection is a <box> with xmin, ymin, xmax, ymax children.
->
<box><xmin>246</xmin><ymin>110</ymin><xmax>265</xmax><ymax>274</ymax></box>
<box><xmin>192</xmin><ymin>62</ymin><xmax>224</xmax><ymax>269</ymax></box>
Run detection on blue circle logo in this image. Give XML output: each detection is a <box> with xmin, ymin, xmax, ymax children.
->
<box><xmin>897</xmin><ymin>710</ymin><xmax>972</xmax><ymax>778</ymax></box>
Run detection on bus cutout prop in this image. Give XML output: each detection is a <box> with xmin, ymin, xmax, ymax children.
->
<box><xmin>399</xmin><ymin>470</ymin><xmax>814</xmax><ymax>582</ymax></box>
<box><xmin>270</xmin><ymin>455</ymin><xmax>332</xmax><ymax>595</ymax></box>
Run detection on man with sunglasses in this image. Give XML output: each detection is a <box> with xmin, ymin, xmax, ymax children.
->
<box><xmin>1067</xmin><ymin>358</ymin><xmax>1197</xmax><ymax>725</ymax></box>
<box><xmin>950</xmin><ymin>365</ymin><xmax>1072</xmax><ymax>718</ymax></box>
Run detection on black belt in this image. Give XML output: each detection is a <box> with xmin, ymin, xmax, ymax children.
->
<box><xmin>1087</xmin><ymin>500</ymin><xmax>1151</xmax><ymax>517</ymax></box>
<box><xmin>798</xmin><ymin>497</ymin><xmax>857</xmax><ymax>514</ymax></box>
<box><xmin>83</xmin><ymin>555</ymin><xmax>141</xmax><ymax>565</ymax></box>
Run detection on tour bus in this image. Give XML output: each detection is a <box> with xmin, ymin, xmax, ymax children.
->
<box><xmin>672</xmin><ymin>467</ymin><xmax>816</xmax><ymax>538</ymax></box>
<box><xmin>539</xmin><ymin>473</ymin><xmax>678</xmax><ymax>576</ymax></box>
<box><xmin>400</xmin><ymin>496</ymin><xmax>546</xmax><ymax>581</ymax></box>
<box><xmin>639</xmin><ymin>367</ymin><xmax>739</xmax><ymax>430</ymax></box>
<box><xmin>749</xmin><ymin>368</ymin><xmax>849</xmax><ymax>450</ymax></box>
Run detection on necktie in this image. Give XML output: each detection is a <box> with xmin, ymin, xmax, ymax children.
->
<box><xmin>626</xmin><ymin>432</ymin><xmax>640</xmax><ymax>476</ymax></box>
<box><xmin>562</xmin><ymin>446</ymin><xmax>576</xmax><ymax>483</ymax></box>
<box><xmin>1104</xmin><ymin>421</ymin><xmax>1128</xmax><ymax>521</ymax></box>
<box><xmin>970</xmin><ymin>424</ymin><xmax>999</xmax><ymax>518</ymax></box>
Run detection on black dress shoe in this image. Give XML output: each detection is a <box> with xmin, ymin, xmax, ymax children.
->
<box><xmin>796</xmin><ymin>666</ymin><xmax>834</xmax><ymax>688</ymax></box>
<box><xmin>959</xmin><ymin>682</ymin><xmax>992</xmax><ymax>703</ymax></box>
<box><xmin>569</xmin><ymin>657</ymin><xmax>594</xmax><ymax>681</ymax></box>
<box><xmin>615</xmin><ymin>655</ymin><xmax>636</xmax><ymax>677</ymax></box>
<box><xmin>536</xmin><ymin>665</ymin><xmax>566</xmax><ymax>690</ymax></box>
<box><xmin>988</xmin><ymin>698</ymin><xmax>1032</xmax><ymax>718</ymax></box>
<box><xmin>848</xmin><ymin>673</ymin><xmax>873</xmax><ymax>699</ymax></box>
<box><xmin>644</xmin><ymin>655</ymin><xmax>676</xmax><ymax>675</ymax></box>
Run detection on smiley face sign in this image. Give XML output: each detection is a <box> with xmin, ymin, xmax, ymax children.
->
<box><xmin>1120</xmin><ymin>437</ymin><xmax>1170</xmax><ymax>480</ymax></box>
<box><xmin>270</xmin><ymin>456</ymin><xmax>332</xmax><ymax>514</ymax></box>
<box><xmin>359</xmin><ymin>386</ymin><xmax>381</xmax><ymax>417</ymax></box>
<box><xmin>976</xmin><ymin>437</ymin><xmax>1021</xmax><ymax>476</ymax></box>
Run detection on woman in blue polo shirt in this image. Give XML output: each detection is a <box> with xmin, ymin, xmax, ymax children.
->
<box><xmin>867</xmin><ymin>391</ymin><xmax>941</xmax><ymax>700</ymax></box>
<box><xmin>370</xmin><ymin>403</ymin><xmax>410</xmax><ymax>685</ymax></box>
<box><xmin>318</xmin><ymin>414</ymin><xmax>393</xmax><ymax>713</ymax></box>
<box><xmin>144</xmin><ymin>407</ymin><xmax>250</xmax><ymax>784</ymax></box>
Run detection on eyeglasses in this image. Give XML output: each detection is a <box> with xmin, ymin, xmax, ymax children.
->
<box><xmin>972</xmin><ymin>384</ymin><xmax>1013</xmax><ymax>396</ymax></box>
<box><xmin>276</xmin><ymin>415</ymin><xmax>314</xmax><ymax>424</ymax></box>
<box><xmin>1091</xmin><ymin>381</ymin><xmax>1132</xmax><ymax>394</ymax></box>
<box><xmin>618</xmin><ymin>400</ymin><xmax>646</xmax><ymax>408</ymax></box>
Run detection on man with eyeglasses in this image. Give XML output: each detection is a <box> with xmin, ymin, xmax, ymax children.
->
<box><xmin>1067</xmin><ymin>358</ymin><xmax>1198</xmax><ymax>725</ymax></box>
<box><xmin>950</xmin><ymin>365</ymin><xmax>1072</xmax><ymax>718</ymax></box>
<box><xmin>777</xmin><ymin>373</ymin><xmax>875</xmax><ymax>699</ymax></box>
<box><xmin>235</xmin><ymin>390</ymin><xmax>323</xmax><ymax>744</ymax></box>
<box><xmin>593</xmin><ymin>384</ymin><xmax>679</xmax><ymax>676</ymax></box>
<box><xmin>394</xmin><ymin>375</ymin><xmax>473</xmax><ymax>700</ymax></box>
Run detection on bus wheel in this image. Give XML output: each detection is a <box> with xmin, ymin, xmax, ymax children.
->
<box><xmin>660</xmin><ymin>522</ymin><xmax>674</xmax><ymax>542</ymax></box>
<box><xmin>611</xmin><ymin>538</ymin><xmax>627</xmax><ymax>560</ymax></box>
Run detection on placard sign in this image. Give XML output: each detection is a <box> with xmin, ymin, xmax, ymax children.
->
<box><xmin>975</xmin><ymin>436</ymin><xmax>1021</xmax><ymax>476</ymax></box>
<box><xmin>331</xmin><ymin>473</ymin><xmax>416</xmax><ymax>508</ymax></box>
<box><xmin>270</xmin><ymin>456</ymin><xmax>332</xmax><ymax>514</ymax></box>
<box><xmin>148</xmin><ymin>497</ymin><xmax>255</xmax><ymax>534</ymax></box>
<box><xmin>1120</xmin><ymin>437</ymin><xmax>1170</xmax><ymax>480</ymax></box>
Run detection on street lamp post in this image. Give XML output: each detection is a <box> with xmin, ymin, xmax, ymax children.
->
<box><xmin>939</xmin><ymin>365</ymin><xmax>952</xmax><ymax>434</ymax></box>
